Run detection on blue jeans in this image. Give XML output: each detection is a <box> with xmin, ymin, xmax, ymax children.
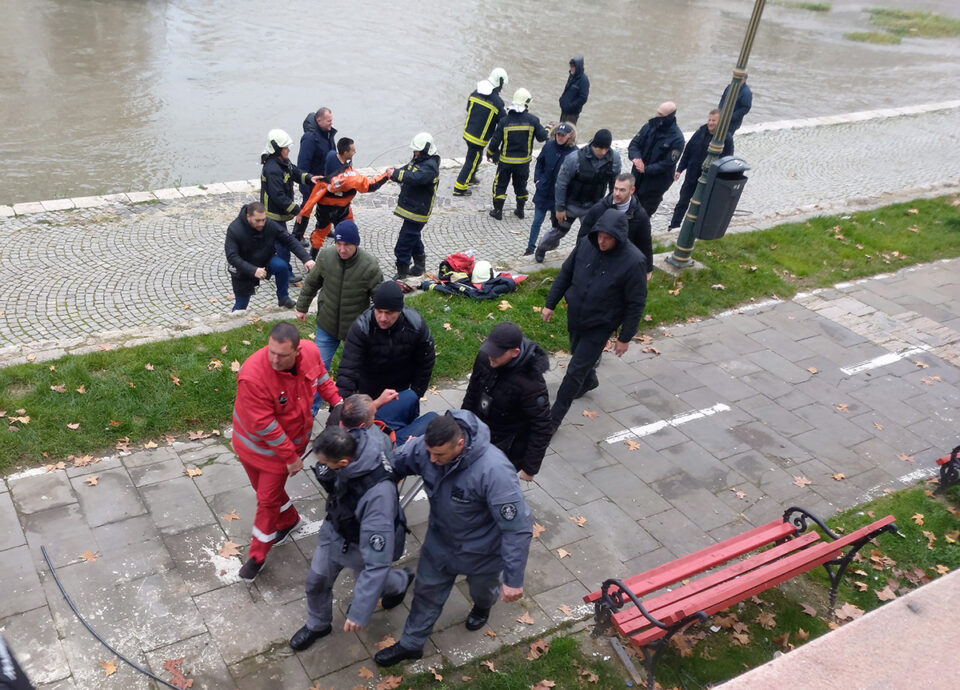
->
<box><xmin>528</xmin><ymin>205</ymin><xmax>548</xmax><ymax>251</ymax></box>
<box><xmin>376</xmin><ymin>389</ymin><xmax>437</xmax><ymax>443</ymax></box>
<box><xmin>311</xmin><ymin>327</ymin><xmax>341</xmax><ymax>416</ymax></box>
<box><xmin>232</xmin><ymin>256</ymin><xmax>291</xmax><ymax>310</ymax></box>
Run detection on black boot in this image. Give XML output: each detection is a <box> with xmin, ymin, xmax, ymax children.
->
<box><xmin>409</xmin><ymin>254</ymin><xmax>426</xmax><ymax>277</ymax></box>
<box><xmin>514</xmin><ymin>201</ymin><xmax>525</xmax><ymax>219</ymax></box>
<box><xmin>489</xmin><ymin>199</ymin><xmax>504</xmax><ymax>220</ymax></box>
<box><xmin>393</xmin><ymin>261</ymin><xmax>409</xmax><ymax>281</ymax></box>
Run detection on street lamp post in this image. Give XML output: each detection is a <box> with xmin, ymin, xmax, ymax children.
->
<box><xmin>665</xmin><ymin>0</ymin><xmax>767</xmax><ymax>269</ymax></box>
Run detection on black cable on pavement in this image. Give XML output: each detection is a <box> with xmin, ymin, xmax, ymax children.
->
<box><xmin>40</xmin><ymin>545</ymin><xmax>181</xmax><ymax>690</ymax></box>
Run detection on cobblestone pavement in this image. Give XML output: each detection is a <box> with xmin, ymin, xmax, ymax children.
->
<box><xmin>0</xmin><ymin>105</ymin><xmax>959</xmax><ymax>360</ymax></box>
<box><xmin>2</xmin><ymin>258</ymin><xmax>959</xmax><ymax>688</ymax></box>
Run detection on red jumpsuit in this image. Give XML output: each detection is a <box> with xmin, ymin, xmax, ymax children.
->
<box><xmin>232</xmin><ymin>342</ymin><xmax>341</xmax><ymax>563</ymax></box>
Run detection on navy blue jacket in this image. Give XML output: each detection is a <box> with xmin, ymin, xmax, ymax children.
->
<box><xmin>559</xmin><ymin>56</ymin><xmax>589</xmax><ymax>116</ymax></box>
<box><xmin>546</xmin><ymin>209</ymin><xmax>648</xmax><ymax>341</ymax></box>
<box><xmin>390</xmin><ymin>154</ymin><xmax>441</xmax><ymax>224</ymax></box>
<box><xmin>678</xmin><ymin>124</ymin><xmax>734</xmax><ymax>185</ymax></box>
<box><xmin>718</xmin><ymin>83</ymin><xmax>752</xmax><ymax>133</ymax></box>
<box><xmin>260</xmin><ymin>155</ymin><xmax>311</xmax><ymax>222</ymax></box>
<box><xmin>533</xmin><ymin>139</ymin><xmax>577</xmax><ymax>208</ymax></box>
<box><xmin>298</xmin><ymin>112</ymin><xmax>337</xmax><ymax>196</ymax></box>
<box><xmin>628</xmin><ymin>114</ymin><xmax>685</xmax><ymax>198</ymax></box>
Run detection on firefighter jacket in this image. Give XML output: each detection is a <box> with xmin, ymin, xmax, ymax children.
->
<box><xmin>390</xmin><ymin>154</ymin><xmax>441</xmax><ymax>224</ymax></box>
<box><xmin>463</xmin><ymin>89</ymin><xmax>505</xmax><ymax>146</ymax></box>
<box><xmin>487</xmin><ymin>109</ymin><xmax>548</xmax><ymax>165</ymax></box>
<box><xmin>261</xmin><ymin>154</ymin><xmax>312</xmax><ymax>222</ymax></box>
<box><xmin>232</xmin><ymin>343</ymin><xmax>341</xmax><ymax>473</ymax></box>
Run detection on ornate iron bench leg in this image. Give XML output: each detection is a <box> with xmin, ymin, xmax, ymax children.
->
<box><xmin>640</xmin><ymin>611</ymin><xmax>709</xmax><ymax>690</ymax></box>
<box><xmin>822</xmin><ymin>524</ymin><xmax>901</xmax><ymax>614</ymax></box>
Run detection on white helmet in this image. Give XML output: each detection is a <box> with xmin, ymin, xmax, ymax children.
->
<box><xmin>264</xmin><ymin>128</ymin><xmax>293</xmax><ymax>156</ymax></box>
<box><xmin>409</xmin><ymin>132</ymin><xmax>438</xmax><ymax>157</ymax></box>
<box><xmin>512</xmin><ymin>88</ymin><xmax>532</xmax><ymax>109</ymax></box>
<box><xmin>476</xmin><ymin>79</ymin><xmax>495</xmax><ymax>96</ymax></box>
<box><xmin>488</xmin><ymin>67</ymin><xmax>508</xmax><ymax>90</ymax></box>
<box><xmin>472</xmin><ymin>260</ymin><xmax>494</xmax><ymax>284</ymax></box>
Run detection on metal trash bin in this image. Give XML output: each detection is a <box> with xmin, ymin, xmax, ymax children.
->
<box><xmin>693</xmin><ymin>156</ymin><xmax>750</xmax><ymax>240</ymax></box>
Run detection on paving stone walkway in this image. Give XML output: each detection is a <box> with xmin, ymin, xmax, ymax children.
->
<box><xmin>1</xmin><ymin>105</ymin><xmax>959</xmax><ymax>362</ymax></box>
<box><xmin>3</xmin><ymin>256</ymin><xmax>959</xmax><ymax>688</ymax></box>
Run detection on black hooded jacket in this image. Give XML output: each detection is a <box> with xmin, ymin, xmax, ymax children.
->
<box><xmin>628</xmin><ymin>113</ymin><xmax>685</xmax><ymax>198</ymax></box>
<box><xmin>225</xmin><ymin>204</ymin><xmax>310</xmax><ymax>295</ymax></box>
<box><xmin>462</xmin><ymin>337</ymin><xmax>552</xmax><ymax>476</ymax></box>
<box><xmin>545</xmin><ymin>209</ymin><xmax>648</xmax><ymax>341</ymax></box>
<box><xmin>576</xmin><ymin>193</ymin><xmax>652</xmax><ymax>270</ymax></box>
<box><xmin>559</xmin><ymin>56</ymin><xmax>590</xmax><ymax>116</ymax></box>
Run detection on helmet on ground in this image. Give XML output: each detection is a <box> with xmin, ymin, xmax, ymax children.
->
<box><xmin>512</xmin><ymin>88</ymin><xmax>532</xmax><ymax>109</ymax></box>
<box><xmin>409</xmin><ymin>132</ymin><xmax>438</xmax><ymax>157</ymax></box>
<box><xmin>488</xmin><ymin>67</ymin><xmax>509</xmax><ymax>89</ymax></box>
<box><xmin>472</xmin><ymin>260</ymin><xmax>494</xmax><ymax>284</ymax></box>
<box><xmin>264</xmin><ymin>128</ymin><xmax>293</xmax><ymax>156</ymax></box>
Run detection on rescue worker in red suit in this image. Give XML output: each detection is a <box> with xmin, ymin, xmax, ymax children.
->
<box><xmin>232</xmin><ymin>322</ymin><xmax>343</xmax><ymax>580</ymax></box>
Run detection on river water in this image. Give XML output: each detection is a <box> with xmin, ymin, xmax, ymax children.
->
<box><xmin>1</xmin><ymin>0</ymin><xmax>958</xmax><ymax>204</ymax></box>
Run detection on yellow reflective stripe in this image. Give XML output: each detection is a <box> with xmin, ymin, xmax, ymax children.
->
<box><xmin>499</xmin><ymin>125</ymin><xmax>535</xmax><ymax>164</ymax></box>
<box><xmin>464</xmin><ymin>97</ymin><xmax>497</xmax><ymax>145</ymax></box>
<box><xmin>394</xmin><ymin>206</ymin><xmax>430</xmax><ymax>223</ymax></box>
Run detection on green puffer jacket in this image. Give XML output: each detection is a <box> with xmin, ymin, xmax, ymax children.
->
<box><xmin>295</xmin><ymin>246</ymin><xmax>383</xmax><ymax>339</ymax></box>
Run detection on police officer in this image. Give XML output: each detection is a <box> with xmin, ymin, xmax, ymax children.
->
<box><xmin>290</xmin><ymin>425</ymin><xmax>413</xmax><ymax>651</ymax></box>
<box><xmin>669</xmin><ymin>109</ymin><xmax>734</xmax><ymax>230</ymax></box>
<box><xmin>453</xmin><ymin>68</ymin><xmax>508</xmax><ymax>197</ymax></box>
<box><xmin>628</xmin><ymin>102</ymin><xmax>686</xmax><ymax>218</ymax></box>
<box><xmin>534</xmin><ymin>128</ymin><xmax>620</xmax><ymax>263</ymax></box>
<box><xmin>390</xmin><ymin>133</ymin><xmax>441</xmax><ymax>280</ymax></box>
<box><xmin>486</xmin><ymin>88</ymin><xmax>548</xmax><ymax>221</ymax></box>
<box><xmin>374</xmin><ymin>412</ymin><xmax>533</xmax><ymax>667</ymax></box>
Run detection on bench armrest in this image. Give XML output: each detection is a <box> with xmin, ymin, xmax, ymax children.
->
<box><xmin>783</xmin><ymin>507</ymin><xmax>841</xmax><ymax>540</ymax></box>
<box><xmin>601</xmin><ymin>579</ymin><xmax>708</xmax><ymax>631</ymax></box>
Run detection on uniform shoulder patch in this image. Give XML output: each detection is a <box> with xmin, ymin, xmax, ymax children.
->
<box><xmin>500</xmin><ymin>503</ymin><xmax>518</xmax><ymax>521</ymax></box>
<box><xmin>369</xmin><ymin>533</ymin><xmax>386</xmax><ymax>552</ymax></box>
<box><xmin>670</xmin><ymin>149</ymin><xmax>681</xmax><ymax>162</ymax></box>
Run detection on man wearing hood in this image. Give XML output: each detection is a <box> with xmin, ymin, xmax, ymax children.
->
<box><xmin>454</xmin><ymin>69</ymin><xmax>507</xmax><ymax>196</ymax></box>
<box><xmin>462</xmin><ymin>322</ymin><xmax>552</xmax><ymax>481</ymax></box>
<box><xmin>297</xmin><ymin>108</ymin><xmax>337</xmax><ymax>205</ymax></box>
<box><xmin>374</xmin><ymin>411</ymin><xmax>533</xmax><ymax>667</ymax></box>
<box><xmin>225</xmin><ymin>202</ymin><xmax>315</xmax><ymax>310</ymax></box>
<box><xmin>559</xmin><ymin>56</ymin><xmax>590</xmax><ymax>125</ymax></box>
<box><xmin>390</xmin><ymin>133</ymin><xmax>441</xmax><ymax>279</ymax></box>
<box><xmin>576</xmin><ymin>173</ymin><xmax>652</xmax><ymax>279</ymax></box>
<box><xmin>628</xmin><ymin>101</ymin><xmax>686</xmax><ymax>218</ymax></box>
<box><xmin>542</xmin><ymin>209</ymin><xmax>647</xmax><ymax>430</ymax></box>
<box><xmin>289</xmin><ymin>425</ymin><xmax>413</xmax><ymax>651</ymax></box>
<box><xmin>486</xmin><ymin>87</ymin><xmax>548</xmax><ymax>221</ymax></box>
<box><xmin>718</xmin><ymin>77</ymin><xmax>752</xmax><ymax>135</ymax></box>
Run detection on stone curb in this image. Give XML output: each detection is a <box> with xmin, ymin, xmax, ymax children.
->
<box><xmin>5</xmin><ymin>100</ymin><xmax>959</xmax><ymax>214</ymax></box>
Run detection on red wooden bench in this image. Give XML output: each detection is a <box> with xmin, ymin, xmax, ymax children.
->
<box><xmin>583</xmin><ymin>507</ymin><xmax>900</xmax><ymax>689</ymax></box>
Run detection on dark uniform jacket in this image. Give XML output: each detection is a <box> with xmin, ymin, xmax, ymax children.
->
<box><xmin>555</xmin><ymin>144</ymin><xmax>621</xmax><ymax>211</ymax></box>
<box><xmin>462</xmin><ymin>337</ymin><xmax>552</xmax><ymax>476</ymax></box>
<box><xmin>559</xmin><ymin>56</ymin><xmax>590</xmax><ymax>116</ymax></box>
<box><xmin>533</xmin><ymin>138</ymin><xmax>577</xmax><ymax>209</ymax></box>
<box><xmin>677</xmin><ymin>124</ymin><xmax>734</xmax><ymax>184</ymax></box>
<box><xmin>463</xmin><ymin>90</ymin><xmax>505</xmax><ymax>146</ymax></box>
<box><xmin>337</xmin><ymin>306</ymin><xmax>436</xmax><ymax>399</ymax></box>
<box><xmin>297</xmin><ymin>112</ymin><xmax>337</xmax><ymax>197</ymax></box>
<box><xmin>545</xmin><ymin>210</ymin><xmax>648</xmax><ymax>342</ymax></box>
<box><xmin>390</xmin><ymin>154</ymin><xmax>441</xmax><ymax>224</ymax></box>
<box><xmin>391</xmin><ymin>410</ymin><xmax>533</xmax><ymax>586</ymax></box>
<box><xmin>487</xmin><ymin>109</ymin><xmax>548</xmax><ymax>165</ymax></box>
<box><xmin>225</xmin><ymin>204</ymin><xmax>310</xmax><ymax>295</ymax></box>
<box><xmin>261</xmin><ymin>154</ymin><xmax>311</xmax><ymax>222</ymax></box>
<box><xmin>628</xmin><ymin>113</ymin><xmax>685</xmax><ymax>199</ymax></box>
<box><xmin>718</xmin><ymin>83</ymin><xmax>752</xmax><ymax>133</ymax></box>
<box><xmin>576</xmin><ymin>194</ymin><xmax>652</xmax><ymax>270</ymax></box>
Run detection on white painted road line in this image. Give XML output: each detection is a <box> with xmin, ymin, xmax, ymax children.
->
<box><xmin>605</xmin><ymin>403</ymin><xmax>731</xmax><ymax>445</ymax></box>
<box><xmin>840</xmin><ymin>345</ymin><xmax>931</xmax><ymax>376</ymax></box>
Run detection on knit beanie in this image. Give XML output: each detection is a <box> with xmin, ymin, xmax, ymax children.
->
<box><xmin>372</xmin><ymin>281</ymin><xmax>404</xmax><ymax>311</ymax></box>
<box><xmin>591</xmin><ymin>129</ymin><xmax>613</xmax><ymax>149</ymax></box>
<box><xmin>333</xmin><ymin>220</ymin><xmax>360</xmax><ymax>246</ymax></box>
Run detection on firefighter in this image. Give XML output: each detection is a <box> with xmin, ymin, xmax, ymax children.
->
<box><xmin>453</xmin><ymin>68</ymin><xmax>508</xmax><ymax>197</ymax></box>
<box><xmin>389</xmin><ymin>133</ymin><xmax>441</xmax><ymax>279</ymax></box>
<box><xmin>486</xmin><ymin>88</ymin><xmax>548</xmax><ymax>221</ymax></box>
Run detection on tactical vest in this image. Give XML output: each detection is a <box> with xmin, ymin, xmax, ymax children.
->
<box><xmin>566</xmin><ymin>147</ymin><xmax>614</xmax><ymax>205</ymax></box>
<box><xmin>325</xmin><ymin>461</ymin><xmax>407</xmax><ymax>559</ymax></box>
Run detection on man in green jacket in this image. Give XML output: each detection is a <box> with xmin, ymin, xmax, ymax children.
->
<box><xmin>295</xmin><ymin>220</ymin><xmax>383</xmax><ymax>413</ymax></box>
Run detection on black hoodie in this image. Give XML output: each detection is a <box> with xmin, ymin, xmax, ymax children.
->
<box><xmin>559</xmin><ymin>56</ymin><xmax>590</xmax><ymax>116</ymax></box>
<box><xmin>462</xmin><ymin>337</ymin><xmax>553</xmax><ymax>476</ymax></box>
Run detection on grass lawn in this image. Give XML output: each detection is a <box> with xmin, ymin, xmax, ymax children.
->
<box><xmin>1</xmin><ymin>195</ymin><xmax>958</xmax><ymax>470</ymax></box>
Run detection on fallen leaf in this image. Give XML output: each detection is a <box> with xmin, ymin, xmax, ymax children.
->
<box><xmin>923</xmin><ymin>530</ymin><xmax>937</xmax><ymax>550</ymax></box>
<box><xmin>100</xmin><ymin>659</ymin><xmax>117</xmax><ymax>677</ymax></box>
<box><xmin>497</xmin><ymin>300</ymin><xmax>513</xmax><ymax>311</ymax></box>
<box><xmin>793</xmin><ymin>475</ymin><xmax>812</xmax><ymax>488</ymax></box>
<box><xmin>558</xmin><ymin>604</ymin><xmax>573</xmax><ymax>617</ymax></box>
<box><xmin>8</xmin><ymin>416</ymin><xmax>31</xmax><ymax>424</ymax></box>
<box><xmin>557</xmin><ymin>548</ymin><xmax>571</xmax><ymax>559</ymax></box>
<box><xmin>81</xmin><ymin>550</ymin><xmax>98</xmax><ymax>562</ymax></box>
<box><xmin>115</xmin><ymin>437</ymin><xmax>131</xmax><ymax>452</ymax></box>
<box><xmin>108</xmin><ymin>419</ymin><xmax>123</xmax><ymax>428</ymax></box>
<box><xmin>569</xmin><ymin>515</ymin><xmax>587</xmax><ymax>527</ymax></box>
<box><xmin>711</xmin><ymin>283</ymin><xmax>726</xmax><ymax>290</ymax></box>
<box><xmin>517</xmin><ymin>611</ymin><xmax>535</xmax><ymax>625</ymax></box>
<box><xmin>730</xmin><ymin>631</ymin><xmax>751</xmax><ymax>646</ymax></box>
<box><xmin>832</xmin><ymin>473</ymin><xmax>846</xmax><ymax>481</ymax></box>
<box><xmin>431</xmin><ymin>668</ymin><xmax>443</xmax><ymax>681</ymax></box>
<box><xmin>914</xmin><ymin>361</ymin><xmax>929</xmax><ymax>369</ymax></box>
<box><xmin>912</xmin><ymin>513</ymin><xmax>924</xmax><ymax>526</ymax></box>
<box><xmin>218</xmin><ymin>541</ymin><xmax>242</xmax><ymax>558</ymax></box>
<box><xmin>143</xmin><ymin>440</ymin><xmax>158</xmax><ymax>449</ymax></box>
<box><xmin>876</xmin><ymin>586</ymin><xmax>897</xmax><ymax>602</ymax></box>
<box><xmin>170</xmin><ymin>375</ymin><xmax>181</xmax><ymax>386</ymax></box>
<box><xmin>485</xmin><ymin>629</ymin><xmax>497</xmax><ymax>638</ymax></box>
<box><xmin>668</xmin><ymin>283</ymin><xmax>683</xmax><ymax>296</ymax></box>
<box><xmin>145</xmin><ymin>363</ymin><xmax>155</xmax><ymax>371</ymax></box>
<box><xmin>208</xmin><ymin>358</ymin><xmax>223</xmax><ymax>371</ymax></box>
<box><xmin>84</xmin><ymin>476</ymin><xmax>99</xmax><ymax>486</ymax></box>
<box><xmin>670</xmin><ymin>633</ymin><xmax>695</xmax><ymax>657</ymax></box>
<box><xmin>230</xmin><ymin>359</ymin><xmax>241</xmax><ymax>373</ymax></box>
<box><xmin>834</xmin><ymin>602</ymin><xmax>864</xmax><ymax>621</ymax></box>
<box><xmin>187</xmin><ymin>430</ymin><xmax>210</xmax><ymax>441</ymax></box>
<box><xmin>732</xmin><ymin>488</ymin><xmax>747</xmax><ymax>500</ymax></box>
<box><xmin>756</xmin><ymin>611</ymin><xmax>777</xmax><ymax>629</ymax></box>
<box><xmin>580</xmin><ymin>669</ymin><xmax>599</xmax><ymax>683</ymax></box>
<box><xmin>66</xmin><ymin>422</ymin><xmax>80</xmax><ymax>430</ymax></box>
<box><xmin>221</xmin><ymin>509</ymin><xmax>240</xmax><ymax>522</ymax></box>
<box><xmin>76</xmin><ymin>385</ymin><xmax>86</xmax><ymax>394</ymax></box>
<box><xmin>481</xmin><ymin>660</ymin><xmax>496</xmax><ymax>673</ymax></box>
<box><xmin>772</xmin><ymin>632</ymin><xmax>791</xmax><ymax>650</ymax></box>
<box><xmin>874</xmin><ymin>421</ymin><xmax>884</xmax><ymax>430</ymax></box>
<box><xmin>97</xmin><ymin>343</ymin><xmax>113</xmax><ymax>351</ymax></box>
<box><xmin>442</xmin><ymin>322</ymin><xmax>452</xmax><ymax>331</ymax></box>
<box><xmin>461</xmin><ymin>676</ymin><xmax>473</xmax><ymax>682</ymax></box>
<box><xmin>906</xmin><ymin>208</ymin><xmax>919</xmax><ymax>215</ymax></box>
<box><xmin>532</xmin><ymin>305</ymin><xmax>542</xmax><ymax>313</ymax></box>
<box><xmin>376</xmin><ymin>635</ymin><xmax>396</xmax><ymax>650</ymax></box>
<box><xmin>835</xmin><ymin>403</ymin><xmax>849</xmax><ymax>413</ymax></box>
<box><xmin>527</xmin><ymin>638</ymin><xmax>549</xmax><ymax>660</ymax></box>
<box><xmin>854</xmin><ymin>581</ymin><xmax>868</xmax><ymax>592</ymax></box>
<box><xmin>641</xmin><ymin>346</ymin><xmax>661</xmax><ymax>355</ymax></box>
<box><xmin>532</xmin><ymin>522</ymin><xmax>546</xmax><ymax>539</ymax></box>
<box><xmin>50</xmin><ymin>384</ymin><xmax>66</xmax><ymax>393</ymax></box>
<box><xmin>732</xmin><ymin>621</ymin><xmax>749</xmax><ymax>634</ymax></box>
<box><xmin>164</xmin><ymin>434</ymin><xmax>176</xmax><ymax>445</ymax></box>
<box><xmin>530</xmin><ymin>681</ymin><xmax>556</xmax><ymax>689</ymax></box>
<box><xmin>72</xmin><ymin>455</ymin><xmax>96</xmax><ymax>467</ymax></box>
<box><xmin>15</xmin><ymin>408</ymin><xmax>25</xmax><ymax>414</ymax></box>
<box><xmin>643</xmin><ymin>314</ymin><xmax>652</xmax><ymax>322</ymax></box>
<box><xmin>800</xmin><ymin>603</ymin><xmax>817</xmax><ymax>617</ymax></box>
<box><xmin>770</xmin><ymin>243</ymin><xmax>778</xmax><ymax>250</ymax></box>
<box><xmin>43</xmin><ymin>462</ymin><xmax>66</xmax><ymax>472</ymax></box>
<box><xmin>582</xmin><ymin>410</ymin><xmax>598</xmax><ymax>420</ymax></box>
<box><xmin>625</xmin><ymin>439</ymin><xmax>643</xmax><ymax>451</ymax></box>
<box><xmin>944</xmin><ymin>531</ymin><xmax>959</xmax><ymax>544</ymax></box>
<box><xmin>935</xmin><ymin>565</ymin><xmax>950</xmax><ymax>575</ymax></box>
<box><xmin>358</xmin><ymin>666</ymin><xmax>375</xmax><ymax>680</ymax></box>
<box><xmin>185</xmin><ymin>466</ymin><xmax>203</xmax><ymax>478</ymax></box>
<box><xmin>806</xmin><ymin>366</ymin><xmax>818</xmax><ymax>374</ymax></box>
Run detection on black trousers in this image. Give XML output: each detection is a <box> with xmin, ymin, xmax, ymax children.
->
<box><xmin>560</xmin><ymin>111</ymin><xmax>580</xmax><ymax>125</ymax></box>
<box><xmin>636</xmin><ymin>192</ymin><xmax>665</xmax><ymax>219</ymax></box>
<box><xmin>669</xmin><ymin>175</ymin><xmax>698</xmax><ymax>229</ymax></box>
<box><xmin>550</xmin><ymin>327</ymin><xmax>608</xmax><ymax>426</ymax></box>
<box><xmin>492</xmin><ymin>162</ymin><xmax>530</xmax><ymax>203</ymax></box>
<box><xmin>455</xmin><ymin>142</ymin><xmax>485</xmax><ymax>192</ymax></box>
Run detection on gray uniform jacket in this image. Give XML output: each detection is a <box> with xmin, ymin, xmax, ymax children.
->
<box><xmin>318</xmin><ymin>426</ymin><xmax>402</xmax><ymax>627</ymax></box>
<box><xmin>391</xmin><ymin>410</ymin><xmax>533</xmax><ymax>588</ymax></box>
<box><xmin>554</xmin><ymin>146</ymin><xmax>621</xmax><ymax>212</ymax></box>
